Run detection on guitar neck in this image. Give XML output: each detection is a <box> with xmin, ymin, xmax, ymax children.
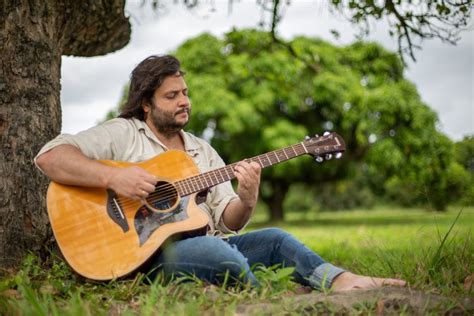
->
<box><xmin>175</xmin><ymin>142</ymin><xmax>308</xmax><ymax>197</ymax></box>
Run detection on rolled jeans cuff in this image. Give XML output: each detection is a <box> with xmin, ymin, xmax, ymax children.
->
<box><xmin>308</xmin><ymin>263</ymin><xmax>346</xmax><ymax>290</ymax></box>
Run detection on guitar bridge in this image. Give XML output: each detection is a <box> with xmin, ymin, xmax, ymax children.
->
<box><xmin>106</xmin><ymin>189</ymin><xmax>129</xmax><ymax>232</ymax></box>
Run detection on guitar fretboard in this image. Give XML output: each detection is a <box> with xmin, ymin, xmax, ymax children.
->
<box><xmin>174</xmin><ymin>143</ymin><xmax>308</xmax><ymax>197</ymax></box>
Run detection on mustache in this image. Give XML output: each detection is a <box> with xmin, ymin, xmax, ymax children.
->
<box><xmin>175</xmin><ymin>108</ymin><xmax>190</xmax><ymax>115</ymax></box>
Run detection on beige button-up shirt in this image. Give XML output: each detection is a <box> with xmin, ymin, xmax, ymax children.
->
<box><xmin>35</xmin><ymin>118</ymin><xmax>240</xmax><ymax>236</ymax></box>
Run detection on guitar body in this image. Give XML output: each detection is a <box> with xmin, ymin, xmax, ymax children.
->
<box><xmin>47</xmin><ymin>150</ymin><xmax>209</xmax><ymax>280</ymax></box>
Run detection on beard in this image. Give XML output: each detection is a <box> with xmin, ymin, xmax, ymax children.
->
<box><xmin>149</xmin><ymin>103</ymin><xmax>190</xmax><ymax>137</ymax></box>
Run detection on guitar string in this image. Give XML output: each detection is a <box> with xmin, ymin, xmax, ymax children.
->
<box><xmin>113</xmin><ymin>142</ymin><xmax>332</xmax><ymax>209</ymax></box>
<box><xmin>115</xmin><ymin>160</ymin><xmax>244</xmax><ymax>209</ymax></box>
<box><xmin>114</xmin><ymin>145</ymin><xmax>308</xmax><ymax>209</ymax></box>
<box><xmin>114</xmin><ymin>153</ymin><xmax>275</xmax><ymax>209</ymax></box>
<box><xmin>115</xmin><ymin>167</ymin><xmax>235</xmax><ymax>208</ymax></box>
<box><xmin>115</xmin><ymin>157</ymin><xmax>279</xmax><ymax>209</ymax></box>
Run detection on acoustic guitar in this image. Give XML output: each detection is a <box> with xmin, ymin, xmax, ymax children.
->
<box><xmin>47</xmin><ymin>132</ymin><xmax>345</xmax><ymax>280</ymax></box>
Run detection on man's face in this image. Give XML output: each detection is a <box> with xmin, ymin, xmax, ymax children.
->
<box><xmin>144</xmin><ymin>74</ymin><xmax>191</xmax><ymax>136</ymax></box>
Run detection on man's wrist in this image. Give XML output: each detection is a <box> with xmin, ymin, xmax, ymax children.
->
<box><xmin>101</xmin><ymin>165</ymin><xmax>117</xmax><ymax>189</ymax></box>
<box><xmin>238</xmin><ymin>198</ymin><xmax>255</xmax><ymax>213</ymax></box>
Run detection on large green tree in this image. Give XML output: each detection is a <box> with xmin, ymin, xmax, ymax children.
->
<box><xmin>1</xmin><ymin>0</ymin><xmax>472</xmax><ymax>268</ymax></box>
<box><xmin>174</xmin><ymin>30</ymin><xmax>462</xmax><ymax>219</ymax></box>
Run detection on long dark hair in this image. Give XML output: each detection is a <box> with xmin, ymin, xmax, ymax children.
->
<box><xmin>119</xmin><ymin>55</ymin><xmax>185</xmax><ymax>120</ymax></box>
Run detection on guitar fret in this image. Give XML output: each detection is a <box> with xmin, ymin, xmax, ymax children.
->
<box><xmin>227</xmin><ymin>169</ymin><xmax>232</xmax><ymax>181</ymax></box>
<box><xmin>222</xmin><ymin>168</ymin><xmax>230</xmax><ymax>181</ymax></box>
<box><xmin>301</xmin><ymin>142</ymin><xmax>308</xmax><ymax>154</ymax></box>
<box><xmin>278</xmin><ymin>150</ymin><xmax>285</xmax><ymax>161</ymax></box>
<box><xmin>217</xmin><ymin>169</ymin><xmax>226</xmax><ymax>182</ymax></box>
<box><xmin>183</xmin><ymin>179</ymin><xmax>191</xmax><ymax>195</ymax></box>
<box><xmin>178</xmin><ymin>181</ymin><xmax>186</xmax><ymax>195</ymax></box>
<box><xmin>225</xmin><ymin>166</ymin><xmax>234</xmax><ymax>180</ymax></box>
<box><xmin>210</xmin><ymin>172</ymin><xmax>216</xmax><ymax>185</ymax></box>
<box><xmin>187</xmin><ymin>179</ymin><xmax>194</xmax><ymax>194</ymax></box>
<box><xmin>273</xmin><ymin>151</ymin><xmax>280</xmax><ymax>163</ymax></box>
<box><xmin>291</xmin><ymin>145</ymin><xmax>298</xmax><ymax>156</ymax></box>
<box><xmin>186</xmin><ymin>179</ymin><xmax>193</xmax><ymax>192</ymax></box>
<box><xmin>203</xmin><ymin>174</ymin><xmax>211</xmax><ymax>187</ymax></box>
<box><xmin>190</xmin><ymin>178</ymin><xmax>197</xmax><ymax>192</ymax></box>
<box><xmin>198</xmin><ymin>177</ymin><xmax>205</xmax><ymax>190</ymax></box>
<box><xmin>178</xmin><ymin>181</ymin><xmax>185</xmax><ymax>195</ymax></box>
<box><xmin>218</xmin><ymin>170</ymin><xmax>227</xmax><ymax>183</ymax></box>
<box><xmin>188</xmin><ymin>177</ymin><xmax>195</xmax><ymax>193</ymax></box>
<box><xmin>215</xmin><ymin>170</ymin><xmax>223</xmax><ymax>183</ymax></box>
<box><xmin>178</xmin><ymin>182</ymin><xmax>185</xmax><ymax>195</ymax></box>
<box><xmin>264</xmin><ymin>154</ymin><xmax>271</xmax><ymax>167</ymax></box>
<box><xmin>210</xmin><ymin>171</ymin><xmax>218</xmax><ymax>185</ymax></box>
<box><xmin>202</xmin><ymin>175</ymin><xmax>209</xmax><ymax>188</ymax></box>
<box><xmin>299</xmin><ymin>144</ymin><xmax>305</xmax><ymax>155</ymax></box>
<box><xmin>197</xmin><ymin>175</ymin><xmax>205</xmax><ymax>191</ymax></box>
<box><xmin>175</xmin><ymin>182</ymin><xmax>181</xmax><ymax>195</ymax></box>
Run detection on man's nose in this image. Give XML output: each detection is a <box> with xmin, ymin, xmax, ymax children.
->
<box><xmin>178</xmin><ymin>93</ymin><xmax>190</xmax><ymax>107</ymax></box>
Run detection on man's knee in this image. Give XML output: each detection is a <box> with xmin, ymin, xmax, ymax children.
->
<box><xmin>259</xmin><ymin>227</ymin><xmax>292</xmax><ymax>241</ymax></box>
<box><xmin>181</xmin><ymin>236</ymin><xmax>250</xmax><ymax>273</ymax></box>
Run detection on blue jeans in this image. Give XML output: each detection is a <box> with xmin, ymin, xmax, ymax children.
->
<box><xmin>148</xmin><ymin>228</ymin><xmax>345</xmax><ymax>290</ymax></box>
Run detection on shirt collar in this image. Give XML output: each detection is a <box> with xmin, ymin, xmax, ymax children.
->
<box><xmin>132</xmin><ymin>118</ymin><xmax>201</xmax><ymax>153</ymax></box>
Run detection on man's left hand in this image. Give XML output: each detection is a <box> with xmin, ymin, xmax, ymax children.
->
<box><xmin>234</xmin><ymin>161</ymin><xmax>261</xmax><ymax>210</ymax></box>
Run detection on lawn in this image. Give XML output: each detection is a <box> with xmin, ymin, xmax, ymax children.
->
<box><xmin>249</xmin><ymin>206</ymin><xmax>473</xmax><ymax>296</ymax></box>
<box><xmin>1</xmin><ymin>206</ymin><xmax>473</xmax><ymax>315</ymax></box>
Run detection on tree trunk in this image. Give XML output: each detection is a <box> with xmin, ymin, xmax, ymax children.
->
<box><xmin>263</xmin><ymin>182</ymin><xmax>290</xmax><ymax>222</ymax></box>
<box><xmin>0</xmin><ymin>0</ymin><xmax>130</xmax><ymax>269</ymax></box>
<box><xmin>0</xmin><ymin>1</ymin><xmax>63</xmax><ymax>268</ymax></box>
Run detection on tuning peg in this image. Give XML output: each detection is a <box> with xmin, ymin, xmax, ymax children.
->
<box><xmin>315</xmin><ymin>156</ymin><xmax>324</xmax><ymax>163</ymax></box>
<box><xmin>325</xmin><ymin>154</ymin><xmax>333</xmax><ymax>160</ymax></box>
<box><xmin>323</xmin><ymin>131</ymin><xmax>330</xmax><ymax>136</ymax></box>
<box><xmin>335</xmin><ymin>152</ymin><xmax>342</xmax><ymax>159</ymax></box>
<box><xmin>304</xmin><ymin>135</ymin><xmax>310</xmax><ymax>141</ymax></box>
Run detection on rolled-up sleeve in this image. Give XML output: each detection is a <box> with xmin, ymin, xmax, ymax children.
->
<box><xmin>34</xmin><ymin>119</ymin><xmax>126</xmax><ymax>173</ymax></box>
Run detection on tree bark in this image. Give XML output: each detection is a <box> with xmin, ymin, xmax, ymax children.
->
<box><xmin>0</xmin><ymin>0</ymin><xmax>130</xmax><ymax>268</ymax></box>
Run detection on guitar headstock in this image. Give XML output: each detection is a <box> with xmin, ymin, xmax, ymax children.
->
<box><xmin>302</xmin><ymin>132</ymin><xmax>346</xmax><ymax>162</ymax></box>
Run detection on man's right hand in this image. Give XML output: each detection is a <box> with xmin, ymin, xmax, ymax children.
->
<box><xmin>106</xmin><ymin>166</ymin><xmax>158</xmax><ymax>200</ymax></box>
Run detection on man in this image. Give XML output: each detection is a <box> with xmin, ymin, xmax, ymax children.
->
<box><xmin>36</xmin><ymin>55</ymin><xmax>405</xmax><ymax>291</ymax></box>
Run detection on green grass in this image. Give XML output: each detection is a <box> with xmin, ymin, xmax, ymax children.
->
<box><xmin>250</xmin><ymin>206</ymin><xmax>473</xmax><ymax>296</ymax></box>
<box><xmin>1</xmin><ymin>206</ymin><xmax>473</xmax><ymax>315</ymax></box>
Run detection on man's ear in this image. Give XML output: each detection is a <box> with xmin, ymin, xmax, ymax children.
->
<box><xmin>142</xmin><ymin>100</ymin><xmax>151</xmax><ymax>114</ymax></box>
<box><xmin>141</xmin><ymin>100</ymin><xmax>151</xmax><ymax>120</ymax></box>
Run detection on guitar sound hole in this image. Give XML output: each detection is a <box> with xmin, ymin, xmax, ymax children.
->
<box><xmin>145</xmin><ymin>181</ymin><xmax>179</xmax><ymax>212</ymax></box>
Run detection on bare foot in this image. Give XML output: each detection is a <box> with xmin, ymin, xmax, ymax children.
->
<box><xmin>331</xmin><ymin>272</ymin><xmax>406</xmax><ymax>292</ymax></box>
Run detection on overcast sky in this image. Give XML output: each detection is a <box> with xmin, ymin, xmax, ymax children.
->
<box><xmin>60</xmin><ymin>0</ymin><xmax>473</xmax><ymax>141</ymax></box>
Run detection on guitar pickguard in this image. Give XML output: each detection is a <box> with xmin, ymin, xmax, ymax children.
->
<box><xmin>134</xmin><ymin>196</ymin><xmax>190</xmax><ymax>246</ymax></box>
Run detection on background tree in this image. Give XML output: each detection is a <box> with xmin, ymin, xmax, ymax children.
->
<box><xmin>1</xmin><ymin>0</ymin><xmax>472</xmax><ymax>268</ymax></box>
<box><xmin>173</xmin><ymin>30</ymin><xmax>465</xmax><ymax>220</ymax></box>
<box><xmin>450</xmin><ymin>136</ymin><xmax>474</xmax><ymax>206</ymax></box>
<box><xmin>260</xmin><ymin>0</ymin><xmax>473</xmax><ymax>64</ymax></box>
